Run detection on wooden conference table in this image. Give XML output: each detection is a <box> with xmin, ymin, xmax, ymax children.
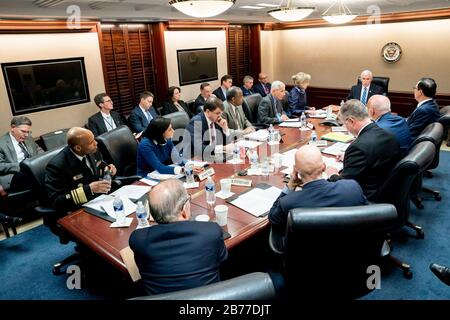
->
<box><xmin>58</xmin><ymin>116</ymin><xmax>335</xmax><ymax>275</ymax></box>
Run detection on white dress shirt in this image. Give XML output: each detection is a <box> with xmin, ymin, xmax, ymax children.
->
<box><xmin>9</xmin><ymin>132</ymin><xmax>26</xmax><ymax>163</ymax></box>
<box><xmin>101</xmin><ymin>111</ymin><xmax>116</xmax><ymax>131</ymax></box>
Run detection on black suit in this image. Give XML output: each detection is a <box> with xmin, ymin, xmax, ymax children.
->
<box><xmin>87</xmin><ymin>111</ymin><xmax>125</xmax><ymax>137</ymax></box>
<box><xmin>194</xmin><ymin>95</ymin><xmax>207</xmax><ymax>114</ymax></box>
<box><xmin>253</xmin><ymin>82</ymin><xmax>271</xmax><ymax>98</ymax></box>
<box><xmin>129</xmin><ymin>220</ymin><xmax>228</xmax><ymax>295</ymax></box>
<box><xmin>161</xmin><ymin>100</ymin><xmax>193</xmax><ymax>118</ymax></box>
<box><xmin>346</xmin><ymin>83</ymin><xmax>384</xmax><ymax>102</ymax></box>
<box><xmin>212</xmin><ymin>87</ymin><xmax>226</xmax><ymax>101</ymax></box>
<box><xmin>329</xmin><ymin>123</ymin><xmax>401</xmax><ymax>200</ymax></box>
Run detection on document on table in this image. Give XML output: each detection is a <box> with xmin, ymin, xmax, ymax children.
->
<box><xmin>322</xmin><ymin>156</ymin><xmax>343</xmax><ymax>172</ymax></box>
<box><xmin>236</xmin><ymin>140</ymin><xmax>262</xmax><ymax>149</ymax></box>
<box><xmin>83</xmin><ymin>194</ymin><xmax>137</xmax><ymax>219</ymax></box>
<box><xmin>140</xmin><ymin>177</ymin><xmax>159</xmax><ymax>186</ymax></box>
<box><xmin>111</xmin><ymin>185</ymin><xmax>151</xmax><ymax>201</ymax></box>
<box><xmin>321</xmin><ymin>142</ymin><xmax>350</xmax><ymax>156</ymax></box>
<box><xmin>281</xmin><ymin>148</ymin><xmax>298</xmax><ymax>167</ymax></box>
<box><xmin>278</xmin><ymin>121</ymin><xmax>303</xmax><ymax>128</ymax></box>
<box><xmin>243</xmin><ymin>129</ymin><xmax>269</xmax><ymax>142</ymax></box>
<box><xmin>229</xmin><ymin>186</ymin><xmax>282</xmax><ymax>217</ymax></box>
<box><xmin>147</xmin><ymin>170</ymin><xmax>184</xmax><ymax>181</ymax></box>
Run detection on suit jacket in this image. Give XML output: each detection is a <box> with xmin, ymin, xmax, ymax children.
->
<box><xmin>287</xmin><ymin>87</ymin><xmax>308</xmax><ymax>116</ymax></box>
<box><xmin>194</xmin><ymin>94</ymin><xmax>207</xmax><ymax>114</ymax></box>
<box><xmin>253</xmin><ymin>82</ymin><xmax>271</xmax><ymax>98</ymax></box>
<box><xmin>128</xmin><ymin>106</ymin><xmax>158</xmax><ymax>133</ymax></box>
<box><xmin>346</xmin><ymin>83</ymin><xmax>384</xmax><ymax>102</ymax></box>
<box><xmin>241</xmin><ymin>86</ymin><xmax>254</xmax><ymax>97</ymax></box>
<box><xmin>129</xmin><ymin>220</ymin><xmax>228</xmax><ymax>295</ymax></box>
<box><xmin>257</xmin><ymin>93</ymin><xmax>286</xmax><ymax>125</ymax></box>
<box><xmin>184</xmin><ymin>112</ymin><xmax>228</xmax><ymax>159</ymax></box>
<box><xmin>376</xmin><ymin>113</ymin><xmax>411</xmax><ymax>153</ymax></box>
<box><xmin>222</xmin><ymin>101</ymin><xmax>253</xmax><ymax>136</ymax></box>
<box><xmin>269</xmin><ymin>179</ymin><xmax>368</xmax><ymax>252</ymax></box>
<box><xmin>87</xmin><ymin>110</ymin><xmax>125</xmax><ymax>137</ymax></box>
<box><xmin>136</xmin><ymin>138</ymin><xmax>184</xmax><ymax>176</ymax></box>
<box><xmin>329</xmin><ymin>123</ymin><xmax>401</xmax><ymax>201</ymax></box>
<box><xmin>212</xmin><ymin>87</ymin><xmax>227</xmax><ymax>101</ymax></box>
<box><xmin>45</xmin><ymin>146</ymin><xmax>104</xmax><ymax>212</ymax></box>
<box><xmin>161</xmin><ymin>100</ymin><xmax>193</xmax><ymax>118</ymax></box>
<box><xmin>407</xmin><ymin>99</ymin><xmax>441</xmax><ymax>143</ymax></box>
<box><xmin>0</xmin><ymin>133</ymin><xmax>42</xmax><ymax>189</ymax></box>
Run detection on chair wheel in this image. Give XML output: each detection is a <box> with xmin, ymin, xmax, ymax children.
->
<box><xmin>403</xmin><ymin>270</ymin><xmax>413</xmax><ymax>279</ymax></box>
<box><xmin>435</xmin><ymin>194</ymin><xmax>442</xmax><ymax>201</ymax></box>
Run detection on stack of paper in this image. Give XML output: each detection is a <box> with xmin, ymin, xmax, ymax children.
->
<box><xmin>243</xmin><ymin>129</ymin><xmax>269</xmax><ymax>142</ymax></box>
<box><xmin>230</xmin><ymin>186</ymin><xmax>282</xmax><ymax>217</ymax></box>
<box><xmin>321</xmin><ymin>132</ymin><xmax>354</xmax><ymax>143</ymax></box>
<box><xmin>236</xmin><ymin>139</ymin><xmax>262</xmax><ymax>149</ymax></box>
<box><xmin>111</xmin><ymin>185</ymin><xmax>151</xmax><ymax>201</ymax></box>
<box><xmin>321</xmin><ymin>142</ymin><xmax>350</xmax><ymax>156</ymax></box>
<box><xmin>83</xmin><ymin>194</ymin><xmax>137</xmax><ymax>219</ymax></box>
<box><xmin>147</xmin><ymin>171</ymin><xmax>184</xmax><ymax>181</ymax></box>
<box><xmin>278</xmin><ymin>121</ymin><xmax>302</xmax><ymax>128</ymax></box>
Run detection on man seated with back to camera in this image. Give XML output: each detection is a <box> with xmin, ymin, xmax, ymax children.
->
<box><xmin>129</xmin><ymin>179</ymin><xmax>228</xmax><ymax>295</ymax></box>
<box><xmin>269</xmin><ymin>145</ymin><xmax>368</xmax><ymax>253</ymax></box>
<box><xmin>45</xmin><ymin>127</ymin><xmax>117</xmax><ymax>214</ymax></box>
<box><xmin>326</xmin><ymin>99</ymin><xmax>401</xmax><ymax>201</ymax></box>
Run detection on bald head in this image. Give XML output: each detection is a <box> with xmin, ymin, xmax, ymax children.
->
<box><xmin>148</xmin><ymin>179</ymin><xmax>190</xmax><ymax>224</ymax></box>
<box><xmin>67</xmin><ymin>127</ymin><xmax>97</xmax><ymax>156</ymax></box>
<box><xmin>367</xmin><ymin>95</ymin><xmax>391</xmax><ymax>120</ymax></box>
<box><xmin>258</xmin><ymin>72</ymin><xmax>268</xmax><ymax>84</ymax></box>
<box><xmin>295</xmin><ymin>145</ymin><xmax>325</xmax><ymax>182</ymax></box>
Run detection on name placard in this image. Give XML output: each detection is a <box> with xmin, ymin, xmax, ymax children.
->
<box><xmin>197</xmin><ymin>167</ymin><xmax>216</xmax><ymax>181</ymax></box>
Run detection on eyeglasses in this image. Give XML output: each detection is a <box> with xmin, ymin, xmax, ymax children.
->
<box><xmin>19</xmin><ymin>129</ymin><xmax>31</xmax><ymax>135</ymax></box>
<box><xmin>182</xmin><ymin>195</ymin><xmax>191</xmax><ymax>207</ymax></box>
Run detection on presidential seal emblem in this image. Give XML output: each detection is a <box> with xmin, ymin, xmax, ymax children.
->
<box><xmin>382</xmin><ymin>42</ymin><xmax>402</xmax><ymax>64</ymax></box>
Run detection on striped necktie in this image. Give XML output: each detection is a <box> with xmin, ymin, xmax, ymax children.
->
<box><xmin>361</xmin><ymin>87</ymin><xmax>368</xmax><ymax>105</ymax></box>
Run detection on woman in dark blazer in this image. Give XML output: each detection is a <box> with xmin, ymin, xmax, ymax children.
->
<box><xmin>136</xmin><ymin>117</ymin><xmax>186</xmax><ymax>177</ymax></box>
<box><xmin>287</xmin><ymin>72</ymin><xmax>314</xmax><ymax>117</ymax></box>
<box><xmin>161</xmin><ymin>86</ymin><xmax>193</xmax><ymax>118</ymax></box>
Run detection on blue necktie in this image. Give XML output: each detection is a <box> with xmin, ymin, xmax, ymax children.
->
<box><xmin>361</xmin><ymin>87</ymin><xmax>368</xmax><ymax>105</ymax></box>
<box><xmin>146</xmin><ymin>110</ymin><xmax>153</xmax><ymax>122</ymax></box>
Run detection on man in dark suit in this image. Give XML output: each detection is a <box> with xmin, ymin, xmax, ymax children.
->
<box><xmin>0</xmin><ymin>116</ymin><xmax>42</xmax><ymax>191</ymax></box>
<box><xmin>129</xmin><ymin>179</ymin><xmax>227</xmax><ymax>295</ymax></box>
<box><xmin>269</xmin><ymin>145</ymin><xmax>368</xmax><ymax>252</ymax></box>
<box><xmin>253</xmin><ymin>72</ymin><xmax>271</xmax><ymax>98</ymax></box>
<box><xmin>184</xmin><ymin>96</ymin><xmax>230</xmax><ymax>160</ymax></box>
<box><xmin>346</xmin><ymin>70</ymin><xmax>384</xmax><ymax>104</ymax></box>
<box><xmin>222</xmin><ymin>86</ymin><xmax>254</xmax><ymax>137</ymax></box>
<box><xmin>407</xmin><ymin>77</ymin><xmax>441</xmax><ymax>142</ymax></box>
<box><xmin>367</xmin><ymin>95</ymin><xmax>411</xmax><ymax>153</ymax></box>
<box><xmin>241</xmin><ymin>75</ymin><xmax>254</xmax><ymax>96</ymax></box>
<box><xmin>45</xmin><ymin>127</ymin><xmax>116</xmax><ymax>212</ymax></box>
<box><xmin>257</xmin><ymin>80</ymin><xmax>290</xmax><ymax>125</ymax></box>
<box><xmin>128</xmin><ymin>91</ymin><xmax>158</xmax><ymax>134</ymax></box>
<box><xmin>87</xmin><ymin>93</ymin><xmax>125</xmax><ymax>137</ymax></box>
<box><xmin>212</xmin><ymin>75</ymin><xmax>233</xmax><ymax>102</ymax></box>
<box><xmin>326</xmin><ymin>99</ymin><xmax>401</xmax><ymax>201</ymax></box>
<box><xmin>194</xmin><ymin>82</ymin><xmax>213</xmax><ymax>114</ymax></box>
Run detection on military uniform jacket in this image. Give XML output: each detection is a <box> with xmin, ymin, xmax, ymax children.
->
<box><xmin>45</xmin><ymin>145</ymin><xmax>104</xmax><ymax>212</ymax></box>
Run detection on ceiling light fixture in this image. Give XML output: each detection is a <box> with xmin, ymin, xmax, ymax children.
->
<box><xmin>322</xmin><ymin>0</ymin><xmax>357</xmax><ymax>24</ymax></box>
<box><xmin>268</xmin><ymin>0</ymin><xmax>315</xmax><ymax>22</ymax></box>
<box><xmin>169</xmin><ymin>0</ymin><xmax>235</xmax><ymax>18</ymax></box>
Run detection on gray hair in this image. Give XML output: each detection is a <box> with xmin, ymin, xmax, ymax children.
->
<box><xmin>149</xmin><ymin>179</ymin><xmax>189</xmax><ymax>224</ymax></box>
<box><xmin>292</xmin><ymin>72</ymin><xmax>311</xmax><ymax>86</ymax></box>
<box><xmin>243</xmin><ymin>75</ymin><xmax>253</xmax><ymax>83</ymax></box>
<box><xmin>361</xmin><ymin>70</ymin><xmax>373</xmax><ymax>78</ymax></box>
<box><xmin>226</xmin><ymin>86</ymin><xmax>242</xmax><ymax>101</ymax></box>
<box><xmin>271</xmin><ymin>80</ymin><xmax>285</xmax><ymax>91</ymax></box>
<box><xmin>11</xmin><ymin>116</ymin><xmax>32</xmax><ymax>127</ymax></box>
<box><xmin>368</xmin><ymin>95</ymin><xmax>391</xmax><ymax>114</ymax></box>
<box><xmin>339</xmin><ymin>99</ymin><xmax>369</xmax><ymax>121</ymax></box>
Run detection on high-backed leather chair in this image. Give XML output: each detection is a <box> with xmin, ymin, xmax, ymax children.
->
<box><xmin>282</xmin><ymin>204</ymin><xmax>398</xmax><ymax>299</ymax></box>
<box><xmin>243</xmin><ymin>93</ymin><xmax>269</xmax><ymax>129</ymax></box>
<box><xmin>358</xmin><ymin>76</ymin><xmax>390</xmax><ymax>95</ymax></box>
<box><xmin>440</xmin><ymin>106</ymin><xmax>450</xmax><ymax>146</ymax></box>
<box><xmin>19</xmin><ymin>147</ymin><xmax>79</xmax><ymax>274</ymax></box>
<box><xmin>410</xmin><ymin>122</ymin><xmax>444</xmax><ymax>207</ymax></box>
<box><xmin>130</xmin><ymin>272</ymin><xmax>277</xmax><ymax>300</ymax></box>
<box><xmin>162</xmin><ymin>111</ymin><xmax>190</xmax><ymax>130</ymax></box>
<box><xmin>40</xmin><ymin>128</ymin><xmax>69</xmax><ymax>151</ymax></box>
<box><xmin>96</xmin><ymin>125</ymin><xmax>138</xmax><ymax>176</ymax></box>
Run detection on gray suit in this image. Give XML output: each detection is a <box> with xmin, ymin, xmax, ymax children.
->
<box><xmin>222</xmin><ymin>101</ymin><xmax>253</xmax><ymax>137</ymax></box>
<box><xmin>257</xmin><ymin>93</ymin><xmax>286</xmax><ymax>125</ymax></box>
<box><xmin>0</xmin><ymin>133</ymin><xmax>41</xmax><ymax>189</ymax></box>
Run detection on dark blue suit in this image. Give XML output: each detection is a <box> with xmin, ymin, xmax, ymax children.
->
<box><xmin>287</xmin><ymin>87</ymin><xmax>308</xmax><ymax>116</ymax></box>
<box><xmin>136</xmin><ymin>138</ymin><xmax>184</xmax><ymax>176</ymax></box>
<box><xmin>241</xmin><ymin>86</ymin><xmax>254</xmax><ymax>97</ymax></box>
<box><xmin>269</xmin><ymin>179</ymin><xmax>368</xmax><ymax>252</ymax></box>
<box><xmin>346</xmin><ymin>83</ymin><xmax>384</xmax><ymax>102</ymax></box>
<box><xmin>253</xmin><ymin>82</ymin><xmax>271</xmax><ymax>98</ymax></box>
<box><xmin>407</xmin><ymin>99</ymin><xmax>441</xmax><ymax>143</ymax></box>
<box><xmin>128</xmin><ymin>106</ymin><xmax>158</xmax><ymax>133</ymax></box>
<box><xmin>130</xmin><ymin>220</ymin><xmax>228</xmax><ymax>295</ymax></box>
<box><xmin>376</xmin><ymin>113</ymin><xmax>411</xmax><ymax>153</ymax></box>
<box><xmin>212</xmin><ymin>87</ymin><xmax>226</xmax><ymax>101</ymax></box>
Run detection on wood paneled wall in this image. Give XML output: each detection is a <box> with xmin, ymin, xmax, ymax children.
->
<box><xmin>227</xmin><ymin>25</ymin><xmax>251</xmax><ymax>87</ymax></box>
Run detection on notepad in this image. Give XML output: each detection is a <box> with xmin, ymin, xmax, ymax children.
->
<box><xmin>321</xmin><ymin>132</ymin><xmax>354</xmax><ymax>143</ymax></box>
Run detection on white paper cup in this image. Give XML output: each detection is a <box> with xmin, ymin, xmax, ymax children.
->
<box><xmin>214</xmin><ymin>205</ymin><xmax>228</xmax><ymax>226</ymax></box>
<box><xmin>273</xmin><ymin>153</ymin><xmax>283</xmax><ymax>168</ymax></box>
<box><xmin>220</xmin><ymin>179</ymin><xmax>232</xmax><ymax>195</ymax></box>
<box><xmin>195</xmin><ymin>214</ymin><xmax>210</xmax><ymax>222</ymax></box>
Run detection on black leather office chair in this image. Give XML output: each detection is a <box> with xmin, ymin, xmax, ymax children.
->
<box><xmin>243</xmin><ymin>93</ymin><xmax>269</xmax><ymax>129</ymax></box>
<box><xmin>281</xmin><ymin>204</ymin><xmax>397</xmax><ymax>299</ymax></box>
<box><xmin>410</xmin><ymin>122</ymin><xmax>444</xmax><ymax>207</ymax></box>
<box><xmin>439</xmin><ymin>106</ymin><xmax>450</xmax><ymax>146</ymax></box>
<box><xmin>130</xmin><ymin>272</ymin><xmax>277</xmax><ymax>300</ymax></box>
<box><xmin>20</xmin><ymin>147</ymin><xmax>80</xmax><ymax>274</ymax></box>
<box><xmin>186</xmin><ymin>99</ymin><xmax>196</xmax><ymax>115</ymax></box>
<box><xmin>0</xmin><ymin>211</ymin><xmax>22</xmax><ymax>238</ymax></box>
<box><xmin>358</xmin><ymin>76</ymin><xmax>390</xmax><ymax>95</ymax></box>
<box><xmin>96</xmin><ymin>125</ymin><xmax>138</xmax><ymax>177</ymax></box>
<box><xmin>162</xmin><ymin>111</ymin><xmax>190</xmax><ymax>145</ymax></box>
<box><xmin>40</xmin><ymin>128</ymin><xmax>69</xmax><ymax>151</ymax></box>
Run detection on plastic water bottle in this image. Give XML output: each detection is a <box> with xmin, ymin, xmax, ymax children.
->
<box><xmin>184</xmin><ymin>162</ymin><xmax>194</xmax><ymax>185</ymax></box>
<box><xmin>205</xmin><ymin>176</ymin><xmax>216</xmax><ymax>206</ymax></box>
<box><xmin>268</xmin><ymin>124</ymin><xmax>274</xmax><ymax>142</ymax></box>
<box><xmin>233</xmin><ymin>141</ymin><xmax>240</xmax><ymax>161</ymax></box>
<box><xmin>261</xmin><ymin>157</ymin><xmax>270</xmax><ymax>176</ymax></box>
<box><xmin>113</xmin><ymin>196</ymin><xmax>124</xmax><ymax>223</ymax></box>
<box><xmin>326</xmin><ymin>105</ymin><xmax>333</xmax><ymax>119</ymax></box>
<box><xmin>135</xmin><ymin>201</ymin><xmax>149</xmax><ymax>227</ymax></box>
<box><xmin>300</xmin><ymin>112</ymin><xmax>307</xmax><ymax>128</ymax></box>
<box><xmin>250</xmin><ymin>150</ymin><xmax>259</xmax><ymax>169</ymax></box>
<box><xmin>310</xmin><ymin>130</ymin><xmax>317</xmax><ymax>144</ymax></box>
<box><xmin>102</xmin><ymin>167</ymin><xmax>112</xmax><ymax>182</ymax></box>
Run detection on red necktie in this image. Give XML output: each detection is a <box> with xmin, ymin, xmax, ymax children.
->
<box><xmin>210</xmin><ymin>122</ymin><xmax>216</xmax><ymax>144</ymax></box>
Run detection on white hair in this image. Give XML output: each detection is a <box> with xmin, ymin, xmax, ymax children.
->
<box><xmin>361</xmin><ymin>70</ymin><xmax>373</xmax><ymax>78</ymax></box>
<box><xmin>271</xmin><ymin>80</ymin><xmax>285</xmax><ymax>90</ymax></box>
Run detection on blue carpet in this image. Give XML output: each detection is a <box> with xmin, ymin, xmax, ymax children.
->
<box><xmin>1</xmin><ymin>151</ymin><xmax>450</xmax><ymax>300</ymax></box>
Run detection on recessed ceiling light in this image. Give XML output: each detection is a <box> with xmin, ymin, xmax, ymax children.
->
<box><xmin>257</xmin><ymin>3</ymin><xmax>279</xmax><ymax>8</ymax></box>
<box><xmin>240</xmin><ymin>5</ymin><xmax>264</xmax><ymax>9</ymax></box>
